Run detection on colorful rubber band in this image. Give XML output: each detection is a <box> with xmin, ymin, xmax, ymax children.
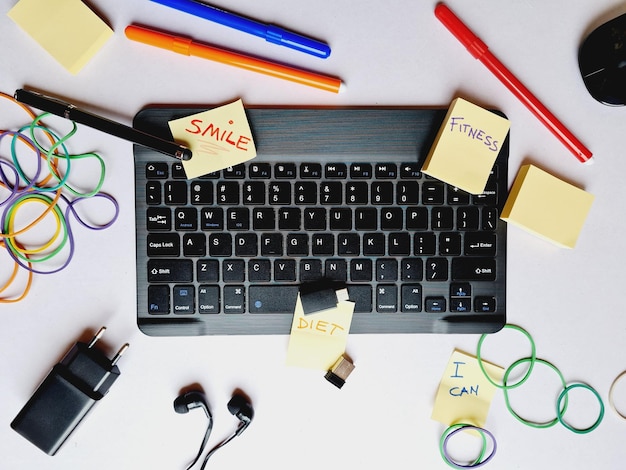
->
<box><xmin>502</xmin><ymin>357</ymin><xmax>568</xmax><ymax>428</ymax></box>
<box><xmin>556</xmin><ymin>383</ymin><xmax>604</xmax><ymax>434</ymax></box>
<box><xmin>440</xmin><ymin>423</ymin><xmax>496</xmax><ymax>469</ymax></box>
<box><xmin>0</xmin><ymin>94</ymin><xmax>118</xmax><ymax>298</ymax></box>
<box><xmin>608</xmin><ymin>371</ymin><xmax>626</xmax><ymax>421</ymax></box>
<box><xmin>476</xmin><ymin>324</ymin><xmax>537</xmax><ymax>389</ymax></box>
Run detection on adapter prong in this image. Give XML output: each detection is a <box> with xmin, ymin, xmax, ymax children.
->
<box><xmin>111</xmin><ymin>343</ymin><xmax>130</xmax><ymax>366</ymax></box>
<box><xmin>88</xmin><ymin>327</ymin><xmax>106</xmax><ymax>348</ymax></box>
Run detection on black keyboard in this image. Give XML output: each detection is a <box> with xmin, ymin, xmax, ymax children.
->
<box><xmin>134</xmin><ymin>107</ymin><xmax>507</xmax><ymax>335</ymax></box>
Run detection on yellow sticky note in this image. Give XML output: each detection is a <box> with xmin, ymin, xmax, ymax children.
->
<box><xmin>431</xmin><ymin>350</ymin><xmax>503</xmax><ymax>428</ymax></box>
<box><xmin>286</xmin><ymin>294</ymin><xmax>354</xmax><ymax>370</ymax></box>
<box><xmin>8</xmin><ymin>0</ymin><xmax>113</xmax><ymax>75</ymax></box>
<box><xmin>421</xmin><ymin>98</ymin><xmax>510</xmax><ymax>194</ymax></box>
<box><xmin>168</xmin><ymin>99</ymin><xmax>257</xmax><ymax>179</ymax></box>
<box><xmin>501</xmin><ymin>164</ymin><xmax>594</xmax><ymax>249</ymax></box>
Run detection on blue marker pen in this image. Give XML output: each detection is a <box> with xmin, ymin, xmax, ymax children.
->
<box><xmin>149</xmin><ymin>0</ymin><xmax>331</xmax><ymax>58</ymax></box>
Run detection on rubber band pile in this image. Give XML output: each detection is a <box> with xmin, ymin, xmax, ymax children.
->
<box><xmin>440</xmin><ymin>324</ymin><xmax>605</xmax><ymax>469</ymax></box>
<box><xmin>0</xmin><ymin>92</ymin><xmax>119</xmax><ymax>303</ymax></box>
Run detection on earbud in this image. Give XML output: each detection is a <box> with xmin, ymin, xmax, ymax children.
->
<box><xmin>227</xmin><ymin>394</ymin><xmax>254</xmax><ymax>436</ymax></box>
<box><xmin>174</xmin><ymin>390</ymin><xmax>213</xmax><ymax>470</ymax></box>
<box><xmin>174</xmin><ymin>390</ymin><xmax>211</xmax><ymax>418</ymax></box>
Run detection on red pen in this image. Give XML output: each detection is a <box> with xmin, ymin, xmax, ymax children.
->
<box><xmin>435</xmin><ymin>3</ymin><xmax>592</xmax><ymax>164</ymax></box>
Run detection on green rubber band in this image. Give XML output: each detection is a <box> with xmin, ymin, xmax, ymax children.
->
<box><xmin>476</xmin><ymin>324</ymin><xmax>536</xmax><ymax>390</ymax></box>
<box><xmin>12</xmin><ymin>122</ymin><xmax>72</xmax><ymax>191</ymax></box>
<box><xmin>439</xmin><ymin>423</ymin><xmax>487</xmax><ymax>469</ymax></box>
<box><xmin>23</xmin><ymin>115</ymin><xmax>106</xmax><ymax>197</ymax></box>
<box><xmin>556</xmin><ymin>383</ymin><xmax>604</xmax><ymax>434</ymax></box>
<box><xmin>503</xmin><ymin>357</ymin><xmax>568</xmax><ymax>429</ymax></box>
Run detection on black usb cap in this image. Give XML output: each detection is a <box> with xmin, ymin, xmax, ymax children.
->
<box><xmin>11</xmin><ymin>327</ymin><xmax>129</xmax><ymax>455</ymax></box>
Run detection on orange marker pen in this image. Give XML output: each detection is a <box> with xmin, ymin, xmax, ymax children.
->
<box><xmin>125</xmin><ymin>25</ymin><xmax>344</xmax><ymax>94</ymax></box>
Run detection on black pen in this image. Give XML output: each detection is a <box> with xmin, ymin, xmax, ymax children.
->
<box><xmin>14</xmin><ymin>89</ymin><xmax>192</xmax><ymax>161</ymax></box>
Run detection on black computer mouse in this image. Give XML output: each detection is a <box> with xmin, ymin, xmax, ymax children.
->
<box><xmin>578</xmin><ymin>12</ymin><xmax>626</xmax><ymax>106</ymax></box>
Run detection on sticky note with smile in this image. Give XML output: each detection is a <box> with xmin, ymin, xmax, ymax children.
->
<box><xmin>421</xmin><ymin>98</ymin><xmax>510</xmax><ymax>194</ymax></box>
<box><xmin>168</xmin><ymin>99</ymin><xmax>257</xmax><ymax>179</ymax></box>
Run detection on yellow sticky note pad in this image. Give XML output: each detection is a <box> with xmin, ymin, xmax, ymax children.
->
<box><xmin>431</xmin><ymin>350</ymin><xmax>503</xmax><ymax>428</ymax></box>
<box><xmin>286</xmin><ymin>294</ymin><xmax>354</xmax><ymax>370</ymax></box>
<box><xmin>501</xmin><ymin>164</ymin><xmax>594</xmax><ymax>249</ymax></box>
<box><xmin>421</xmin><ymin>98</ymin><xmax>510</xmax><ymax>194</ymax></box>
<box><xmin>8</xmin><ymin>0</ymin><xmax>113</xmax><ymax>75</ymax></box>
<box><xmin>168</xmin><ymin>99</ymin><xmax>257</xmax><ymax>179</ymax></box>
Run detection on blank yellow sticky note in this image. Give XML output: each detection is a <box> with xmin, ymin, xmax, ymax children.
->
<box><xmin>286</xmin><ymin>294</ymin><xmax>354</xmax><ymax>370</ymax></box>
<box><xmin>8</xmin><ymin>0</ymin><xmax>113</xmax><ymax>75</ymax></box>
<box><xmin>501</xmin><ymin>165</ymin><xmax>594</xmax><ymax>249</ymax></box>
<box><xmin>421</xmin><ymin>98</ymin><xmax>510</xmax><ymax>194</ymax></box>
<box><xmin>168</xmin><ymin>99</ymin><xmax>257</xmax><ymax>179</ymax></box>
<box><xmin>431</xmin><ymin>350</ymin><xmax>503</xmax><ymax>428</ymax></box>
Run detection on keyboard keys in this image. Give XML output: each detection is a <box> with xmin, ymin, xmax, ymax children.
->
<box><xmin>300</xmin><ymin>163</ymin><xmax>322</xmax><ymax>178</ymax></box>
<box><xmin>148</xmin><ymin>259</ymin><xmax>193</xmax><ymax>282</ymax></box>
<box><xmin>164</xmin><ymin>181</ymin><xmax>187</xmax><ymax>205</ymax></box>
<box><xmin>147</xmin><ymin>233</ymin><xmax>180</xmax><ymax>256</ymax></box>
<box><xmin>173</xmin><ymin>285</ymin><xmax>194</xmax><ymax>313</ymax></box>
<box><xmin>148</xmin><ymin>285</ymin><xmax>169</xmax><ymax>314</ymax></box>
<box><xmin>182</xmin><ymin>233</ymin><xmax>206</xmax><ymax>256</ymax></box>
<box><xmin>275</xmin><ymin>163</ymin><xmax>296</xmax><ymax>178</ymax></box>
<box><xmin>376</xmin><ymin>285</ymin><xmax>398</xmax><ymax>312</ymax></box>
<box><xmin>142</xmin><ymin>159</ymin><xmax>504</xmax><ymax>320</ymax></box>
<box><xmin>224</xmin><ymin>286</ymin><xmax>245</xmax><ymax>313</ymax></box>
<box><xmin>375</xmin><ymin>163</ymin><xmax>397</xmax><ymax>178</ymax></box>
<box><xmin>191</xmin><ymin>181</ymin><xmax>213</xmax><ymax>205</ymax></box>
<box><xmin>325</xmin><ymin>163</ymin><xmax>347</xmax><ymax>178</ymax></box>
<box><xmin>217</xmin><ymin>182</ymin><xmax>240</xmax><ymax>204</ymax></box>
<box><xmin>249</xmin><ymin>285</ymin><xmax>299</xmax><ymax>313</ymax></box>
<box><xmin>249</xmin><ymin>163</ymin><xmax>271</xmax><ymax>178</ymax></box>
<box><xmin>146</xmin><ymin>182</ymin><xmax>161</xmax><ymax>205</ymax></box>
<box><xmin>350</xmin><ymin>163</ymin><xmax>372</xmax><ymax>178</ymax></box>
<box><xmin>198</xmin><ymin>285</ymin><xmax>220</xmax><ymax>313</ymax></box>
<box><xmin>223</xmin><ymin>259</ymin><xmax>245</xmax><ymax>282</ymax></box>
<box><xmin>146</xmin><ymin>162</ymin><xmax>168</xmax><ymax>179</ymax></box>
<box><xmin>147</xmin><ymin>208</ymin><xmax>171</xmax><ymax>231</ymax></box>
<box><xmin>451</xmin><ymin>258</ymin><xmax>496</xmax><ymax>281</ymax></box>
<box><xmin>401</xmin><ymin>285</ymin><xmax>422</xmax><ymax>312</ymax></box>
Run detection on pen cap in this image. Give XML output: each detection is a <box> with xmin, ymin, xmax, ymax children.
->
<box><xmin>125</xmin><ymin>25</ymin><xmax>192</xmax><ymax>55</ymax></box>
<box><xmin>265</xmin><ymin>25</ymin><xmax>331</xmax><ymax>58</ymax></box>
<box><xmin>434</xmin><ymin>3</ymin><xmax>488</xmax><ymax>58</ymax></box>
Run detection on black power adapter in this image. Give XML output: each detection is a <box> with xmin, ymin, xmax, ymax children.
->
<box><xmin>11</xmin><ymin>327</ymin><xmax>129</xmax><ymax>455</ymax></box>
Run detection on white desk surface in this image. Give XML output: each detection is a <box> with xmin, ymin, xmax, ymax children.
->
<box><xmin>2</xmin><ymin>1</ymin><xmax>626</xmax><ymax>468</ymax></box>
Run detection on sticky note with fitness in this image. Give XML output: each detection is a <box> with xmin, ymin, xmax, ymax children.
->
<box><xmin>168</xmin><ymin>99</ymin><xmax>257</xmax><ymax>179</ymax></box>
<box><xmin>286</xmin><ymin>294</ymin><xmax>354</xmax><ymax>370</ymax></box>
<box><xmin>431</xmin><ymin>349</ymin><xmax>503</xmax><ymax>428</ymax></box>
<box><xmin>8</xmin><ymin>0</ymin><xmax>113</xmax><ymax>75</ymax></box>
<box><xmin>501</xmin><ymin>164</ymin><xmax>594</xmax><ymax>249</ymax></box>
<box><xmin>421</xmin><ymin>97</ymin><xmax>510</xmax><ymax>194</ymax></box>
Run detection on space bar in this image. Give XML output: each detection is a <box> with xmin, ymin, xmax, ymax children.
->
<box><xmin>249</xmin><ymin>286</ymin><xmax>299</xmax><ymax>313</ymax></box>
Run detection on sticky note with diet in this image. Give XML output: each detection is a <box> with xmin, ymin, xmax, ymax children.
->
<box><xmin>8</xmin><ymin>0</ymin><xmax>113</xmax><ymax>75</ymax></box>
<box><xmin>501</xmin><ymin>164</ymin><xmax>594</xmax><ymax>249</ymax></box>
<box><xmin>286</xmin><ymin>294</ymin><xmax>354</xmax><ymax>370</ymax></box>
<box><xmin>431</xmin><ymin>349</ymin><xmax>503</xmax><ymax>428</ymax></box>
<box><xmin>421</xmin><ymin>98</ymin><xmax>510</xmax><ymax>194</ymax></box>
<box><xmin>168</xmin><ymin>99</ymin><xmax>256</xmax><ymax>179</ymax></box>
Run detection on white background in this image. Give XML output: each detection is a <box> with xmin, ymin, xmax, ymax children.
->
<box><xmin>1</xmin><ymin>0</ymin><xmax>626</xmax><ymax>468</ymax></box>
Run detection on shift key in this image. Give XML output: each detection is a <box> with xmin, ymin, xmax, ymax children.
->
<box><xmin>148</xmin><ymin>259</ymin><xmax>193</xmax><ymax>282</ymax></box>
<box><xmin>451</xmin><ymin>258</ymin><xmax>496</xmax><ymax>281</ymax></box>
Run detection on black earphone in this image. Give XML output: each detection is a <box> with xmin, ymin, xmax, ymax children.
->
<box><xmin>174</xmin><ymin>390</ymin><xmax>211</xmax><ymax>417</ymax></box>
<box><xmin>174</xmin><ymin>391</ymin><xmax>213</xmax><ymax>470</ymax></box>
<box><xmin>174</xmin><ymin>389</ymin><xmax>254</xmax><ymax>469</ymax></box>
